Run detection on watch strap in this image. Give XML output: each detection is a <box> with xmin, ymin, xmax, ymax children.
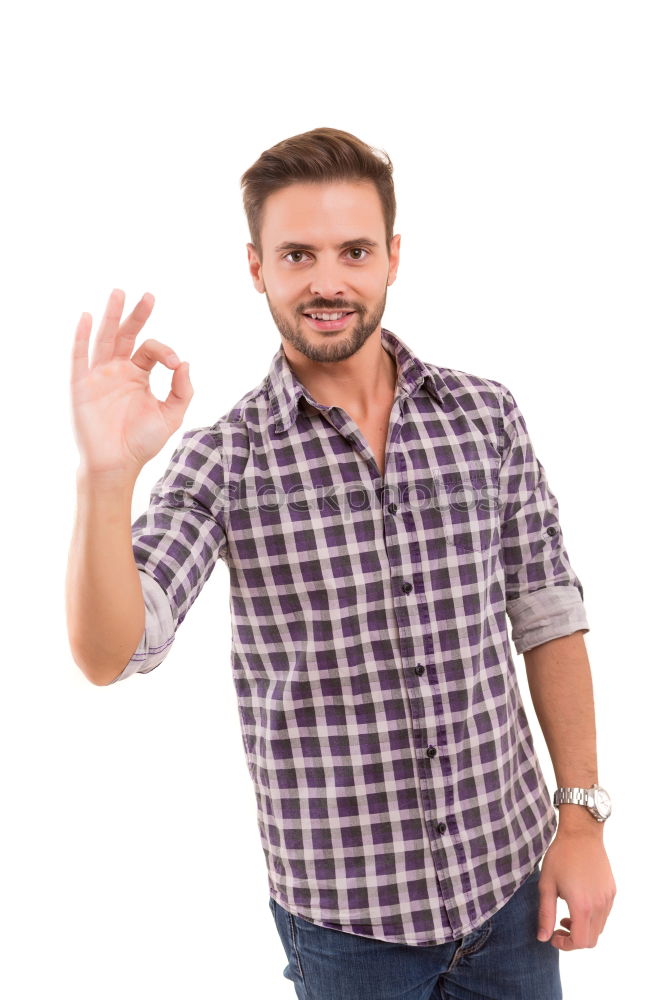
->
<box><xmin>553</xmin><ymin>786</ymin><xmax>590</xmax><ymax>807</ymax></box>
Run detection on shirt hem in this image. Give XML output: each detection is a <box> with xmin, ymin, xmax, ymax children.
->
<box><xmin>266</xmin><ymin>818</ymin><xmax>557</xmax><ymax>947</ymax></box>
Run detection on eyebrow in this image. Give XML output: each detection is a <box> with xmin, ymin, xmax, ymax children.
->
<box><xmin>274</xmin><ymin>237</ymin><xmax>380</xmax><ymax>253</ymax></box>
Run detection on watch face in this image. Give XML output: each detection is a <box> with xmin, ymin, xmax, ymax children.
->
<box><xmin>594</xmin><ymin>787</ymin><xmax>612</xmax><ymax>819</ymax></box>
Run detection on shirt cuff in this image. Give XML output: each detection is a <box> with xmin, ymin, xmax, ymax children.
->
<box><xmin>107</xmin><ymin>571</ymin><xmax>176</xmax><ymax>683</ymax></box>
<box><xmin>506</xmin><ymin>584</ymin><xmax>590</xmax><ymax>654</ymax></box>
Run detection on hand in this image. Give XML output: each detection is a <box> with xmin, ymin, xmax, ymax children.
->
<box><xmin>537</xmin><ymin>827</ymin><xmax>616</xmax><ymax>950</ymax></box>
<box><xmin>70</xmin><ymin>288</ymin><xmax>193</xmax><ymax>479</ymax></box>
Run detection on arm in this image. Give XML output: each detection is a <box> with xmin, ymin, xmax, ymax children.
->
<box><xmin>66</xmin><ymin>288</ymin><xmax>193</xmax><ymax>686</ymax></box>
<box><xmin>106</xmin><ymin>425</ymin><xmax>229</xmax><ymax>684</ymax></box>
<box><xmin>522</xmin><ymin>620</ymin><xmax>616</xmax><ymax>953</ymax></box>
<box><xmin>68</xmin><ymin>425</ymin><xmax>227</xmax><ymax>687</ymax></box>
<box><xmin>66</xmin><ymin>469</ymin><xmax>145</xmax><ymax>686</ymax></box>
<box><xmin>495</xmin><ymin>381</ymin><xmax>590</xmax><ymax>653</ymax></box>
<box><xmin>523</xmin><ymin>628</ymin><xmax>600</xmax><ymax>834</ymax></box>
<box><xmin>494</xmin><ymin>381</ymin><xmax>616</xmax><ymax>949</ymax></box>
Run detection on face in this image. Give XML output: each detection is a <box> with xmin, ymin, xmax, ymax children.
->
<box><xmin>247</xmin><ymin>180</ymin><xmax>400</xmax><ymax>364</ymax></box>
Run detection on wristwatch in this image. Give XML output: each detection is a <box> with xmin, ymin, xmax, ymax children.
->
<box><xmin>553</xmin><ymin>783</ymin><xmax>612</xmax><ymax>822</ymax></box>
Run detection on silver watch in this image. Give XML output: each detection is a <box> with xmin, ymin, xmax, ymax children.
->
<box><xmin>553</xmin><ymin>783</ymin><xmax>612</xmax><ymax>822</ymax></box>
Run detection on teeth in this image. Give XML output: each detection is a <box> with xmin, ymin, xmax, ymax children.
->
<box><xmin>309</xmin><ymin>312</ymin><xmax>348</xmax><ymax>321</ymax></box>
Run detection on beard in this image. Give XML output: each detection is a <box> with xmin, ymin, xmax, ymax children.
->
<box><xmin>266</xmin><ymin>287</ymin><xmax>388</xmax><ymax>363</ymax></box>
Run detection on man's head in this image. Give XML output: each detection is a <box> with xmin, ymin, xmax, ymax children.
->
<box><xmin>240</xmin><ymin>127</ymin><xmax>400</xmax><ymax>363</ymax></box>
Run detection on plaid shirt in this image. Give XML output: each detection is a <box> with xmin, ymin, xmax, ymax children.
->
<box><xmin>111</xmin><ymin>327</ymin><xmax>589</xmax><ymax>947</ymax></box>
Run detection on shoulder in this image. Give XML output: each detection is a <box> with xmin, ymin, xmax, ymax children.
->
<box><xmin>217</xmin><ymin>374</ymin><xmax>269</xmax><ymax>425</ymax></box>
<box><xmin>420</xmin><ymin>360</ymin><xmax>521</xmax><ymax>456</ymax></box>
<box><xmin>202</xmin><ymin>375</ymin><xmax>270</xmax><ymax>477</ymax></box>
<box><xmin>426</xmin><ymin>359</ymin><xmax>508</xmax><ymax>410</ymax></box>
<box><xmin>176</xmin><ymin>375</ymin><xmax>268</xmax><ymax>450</ymax></box>
<box><xmin>423</xmin><ymin>359</ymin><xmax>514</xmax><ymax>425</ymax></box>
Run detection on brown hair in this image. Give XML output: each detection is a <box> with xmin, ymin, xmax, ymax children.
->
<box><xmin>240</xmin><ymin>126</ymin><xmax>396</xmax><ymax>262</ymax></box>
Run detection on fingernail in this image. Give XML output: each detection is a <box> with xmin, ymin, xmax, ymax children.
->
<box><xmin>537</xmin><ymin>929</ymin><xmax>549</xmax><ymax>941</ymax></box>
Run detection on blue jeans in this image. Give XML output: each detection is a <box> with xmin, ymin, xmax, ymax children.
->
<box><xmin>268</xmin><ymin>863</ymin><xmax>562</xmax><ymax>999</ymax></box>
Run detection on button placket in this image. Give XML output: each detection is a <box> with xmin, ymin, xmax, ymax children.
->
<box><xmin>384</xmin><ymin>394</ymin><xmax>457</xmax><ymax>922</ymax></box>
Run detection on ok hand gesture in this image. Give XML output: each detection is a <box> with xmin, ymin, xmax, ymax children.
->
<box><xmin>70</xmin><ymin>288</ymin><xmax>193</xmax><ymax>479</ymax></box>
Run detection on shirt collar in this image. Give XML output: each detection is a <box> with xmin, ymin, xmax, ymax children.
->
<box><xmin>265</xmin><ymin>327</ymin><xmax>447</xmax><ymax>433</ymax></box>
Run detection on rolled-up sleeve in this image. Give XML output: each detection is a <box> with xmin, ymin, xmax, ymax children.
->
<box><xmin>496</xmin><ymin>383</ymin><xmax>590</xmax><ymax>655</ymax></box>
<box><xmin>109</xmin><ymin>424</ymin><xmax>228</xmax><ymax>683</ymax></box>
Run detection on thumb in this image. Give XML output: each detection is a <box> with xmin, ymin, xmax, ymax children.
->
<box><xmin>537</xmin><ymin>876</ymin><xmax>557</xmax><ymax>942</ymax></box>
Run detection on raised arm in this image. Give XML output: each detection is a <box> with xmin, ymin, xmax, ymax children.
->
<box><xmin>65</xmin><ymin>288</ymin><xmax>192</xmax><ymax>685</ymax></box>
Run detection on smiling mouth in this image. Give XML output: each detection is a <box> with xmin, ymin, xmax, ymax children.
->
<box><xmin>302</xmin><ymin>311</ymin><xmax>356</xmax><ymax>331</ymax></box>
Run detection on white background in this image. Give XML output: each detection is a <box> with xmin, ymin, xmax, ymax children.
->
<box><xmin>1</xmin><ymin>1</ymin><xmax>663</xmax><ymax>996</ymax></box>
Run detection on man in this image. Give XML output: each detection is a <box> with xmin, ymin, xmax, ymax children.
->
<box><xmin>66</xmin><ymin>127</ymin><xmax>616</xmax><ymax>999</ymax></box>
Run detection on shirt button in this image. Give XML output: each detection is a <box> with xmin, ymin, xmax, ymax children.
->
<box><xmin>415</xmin><ymin>663</ymin><xmax>425</xmax><ymax>676</ymax></box>
<box><xmin>547</xmin><ymin>526</ymin><xmax>557</xmax><ymax>536</ymax></box>
<box><xmin>388</xmin><ymin>502</ymin><xmax>398</xmax><ymax>515</ymax></box>
<box><xmin>402</xmin><ymin>582</ymin><xmax>413</xmax><ymax>594</ymax></box>
<box><xmin>426</xmin><ymin>745</ymin><xmax>437</xmax><ymax>757</ymax></box>
<box><xmin>437</xmin><ymin>821</ymin><xmax>447</xmax><ymax>834</ymax></box>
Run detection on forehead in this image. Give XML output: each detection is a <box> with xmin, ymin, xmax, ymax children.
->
<box><xmin>262</xmin><ymin>180</ymin><xmax>384</xmax><ymax>245</ymax></box>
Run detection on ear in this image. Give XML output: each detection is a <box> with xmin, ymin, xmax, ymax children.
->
<box><xmin>387</xmin><ymin>233</ymin><xmax>401</xmax><ymax>287</ymax></box>
<box><xmin>247</xmin><ymin>243</ymin><xmax>266</xmax><ymax>293</ymax></box>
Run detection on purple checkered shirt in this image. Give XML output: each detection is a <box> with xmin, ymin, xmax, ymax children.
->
<box><xmin>110</xmin><ymin>327</ymin><xmax>590</xmax><ymax>946</ymax></box>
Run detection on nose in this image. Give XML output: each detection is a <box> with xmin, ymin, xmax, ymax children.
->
<box><xmin>308</xmin><ymin>257</ymin><xmax>348</xmax><ymax>301</ymax></box>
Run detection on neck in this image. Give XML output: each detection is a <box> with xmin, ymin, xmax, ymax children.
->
<box><xmin>282</xmin><ymin>328</ymin><xmax>397</xmax><ymax>419</ymax></box>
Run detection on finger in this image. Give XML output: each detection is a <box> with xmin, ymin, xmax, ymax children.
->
<box><xmin>550</xmin><ymin>928</ymin><xmax>574</xmax><ymax>951</ymax></box>
<box><xmin>159</xmin><ymin>361</ymin><xmax>193</xmax><ymax>432</ymax></box>
<box><xmin>130</xmin><ymin>338</ymin><xmax>182</xmax><ymax>375</ymax></box>
<box><xmin>567</xmin><ymin>906</ymin><xmax>593</xmax><ymax>950</ymax></box>
<box><xmin>588</xmin><ymin>906</ymin><xmax>606</xmax><ymax>945</ymax></box>
<box><xmin>550</xmin><ymin>918</ymin><xmax>578</xmax><ymax>952</ymax></box>
<box><xmin>115</xmin><ymin>292</ymin><xmax>156</xmax><ymax>360</ymax></box>
<box><xmin>552</xmin><ymin>912</ymin><xmax>599</xmax><ymax>949</ymax></box>
<box><xmin>71</xmin><ymin>310</ymin><xmax>92</xmax><ymax>384</ymax></box>
<box><xmin>536</xmin><ymin>879</ymin><xmax>557</xmax><ymax>942</ymax></box>
<box><xmin>90</xmin><ymin>288</ymin><xmax>125</xmax><ymax>368</ymax></box>
<box><xmin>596</xmin><ymin>914</ymin><xmax>607</xmax><ymax>936</ymax></box>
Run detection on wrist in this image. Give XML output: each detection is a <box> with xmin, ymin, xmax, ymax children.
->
<box><xmin>556</xmin><ymin>803</ymin><xmax>605</xmax><ymax>836</ymax></box>
<box><xmin>553</xmin><ymin>782</ymin><xmax>611</xmax><ymax>828</ymax></box>
<box><xmin>76</xmin><ymin>464</ymin><xmax>139</xmax><ymax>495</ymax></box>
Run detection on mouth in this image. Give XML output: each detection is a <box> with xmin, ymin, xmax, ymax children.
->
<box><xmin>302</xmin><ymin>310</ymin><xmax>356</xmax><ymax>332</ymax></box>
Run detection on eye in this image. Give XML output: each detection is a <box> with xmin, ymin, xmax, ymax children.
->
<box><xmin>283</xmin><ymin>247</ymin><xmax>370</xmax><ymax>264</ymax></box>
<box><xmin>284</xmin><ymin>250</ymin><xmax>311</xmax><ymax>263</ymax></box>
